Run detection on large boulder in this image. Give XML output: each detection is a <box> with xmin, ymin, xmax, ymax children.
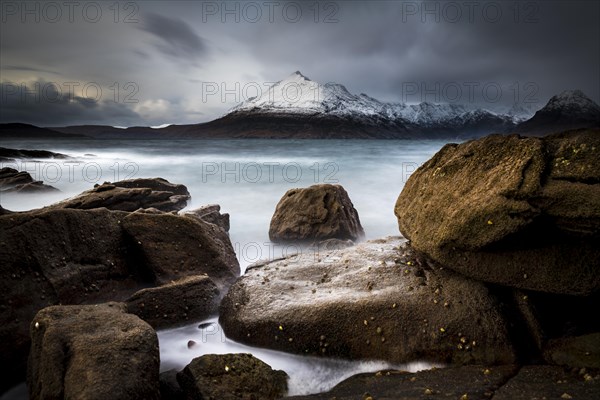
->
<box><xmin>0</xmin><ymin>205</ymin><xmax>239</xmax><ymax>392</ymax></box>
<box><xmin>55</xmin><ymin>178</ymin><xmax>190</xmax><ymax>212</ymax></box>
<box><xmin>220</xmin><ymin>237</ymin><xmax>517</xmax><ymax>365</ymax></box>
<box><xmin>119</xmin><ymin>211</ymin><xmax>238</xmax><ymax>291</ymax></box>
<box><xmin>28</xmin><ymin>302</ymin><xmax>160</xmax><ymax>400</ymax></box>
<box><xmin>126</xmin><ymin>275</ymin><xmax>220</xmax><ymax>329</ymax></box>
<box><xmin>269</xmin><ymin>184</ymin><xmax>364</xmax><ymax>243</ymax></box>
<box><xmin>177</xmin><ymin>353</ymin><xmax>288</xmax><ymax>400</ymax></box>
<box><xmin>395</xmin><ymin>129</ymin><xmax>600</xmax><ymax>296</ymax></box>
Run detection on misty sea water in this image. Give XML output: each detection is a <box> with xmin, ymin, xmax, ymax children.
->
<box><xmin>0</xmin><ymin>138</ymin><xmax>450</xmax><ymax>397</ymax></box>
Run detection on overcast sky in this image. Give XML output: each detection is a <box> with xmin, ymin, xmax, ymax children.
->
<box><xmin>1</xmin><ymin>0</ymin><xmax>598</xmax><ymax>127</ymax></box>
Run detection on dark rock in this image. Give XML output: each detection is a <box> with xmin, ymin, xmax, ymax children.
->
<box><xmin>395</xmin><ymin>129</ymin><xmax>600</xmax><ymax>296</ymax></box>
<box><xmin>269</xmin><ymin>184</ymin><xmax>364</xmax><ymax>243</ymax></box>
<box><xmin>120</xmin><ymin>211</ymin><xmax>239</xmax><ymax>291</ymax></box>
<box><xmin>543</xmin><ymin>333</ymin><xmax>600</xmax><ymax>369</ymax></box>
<box><xmin>177</xmin><ymin>353</ymin><xmax>288</xmax><ymax>400</ymax></box>
<box><xmin>0</xmin><ymin>147</ymin><xmax>70</xmax><ymax>160</ymax></box>
<box><xmin>516</xmin><ymin>90</ymin><xmax>600</xmax><ymax>136</ymax></box>
<box><xmin>0</xmin><ymin>205</ymin><xmax>239</xmax><ymax>392</ymax></box>
<box><xmin>287</xmin><ymin>365</ymin><xmax>519</xmax><ymax>400</ymax></box>
<box><xmin>0</xmin><ymin>167</ymin><xmax>60</xmax><ymax>193</ymax></box>
<box><xmin>54</xmin><ymin>177</ymin><xmax>190</xmax><ymax>212</ymax></box>
<box><xmin>28</xmin><ymin>302</ymin><xmax>160</xmax><ymax>400</ymax></box>
<box><xmin>183</xmin><ymin>204</ymin><xmax>230</xmax><ymax>232</ymax></box>
<box><xmin>493</xmin><ymin>365</ymin><xmax>600</xmax><ymax>400</ymax></box>
<box><xmin>220</xmin><ymin>237</ymin><xmax>517</xmax><ymax>365</ymax></box>
<box><xmin>126</xmin><ymin>275</ymin><xmax>220</xmax><ymax>329</ymax></box>
<box><xmin>160</xmin><ymin>369</ymin><xmax>185</xmax><ymax>400</ymax></box>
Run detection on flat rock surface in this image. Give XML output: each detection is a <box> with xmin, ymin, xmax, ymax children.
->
<box><xmin>54</xmin><ymin>178</ymin><xmax>190</xmax><ymax>212</ymax></box>
<box><xmin>220</xmin><ymin>237</ymin><xmax>516</xmax><ymax>365</ymax></box>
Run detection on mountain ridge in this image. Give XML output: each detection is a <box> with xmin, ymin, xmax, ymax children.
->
<box><xmin>1</xmin><ymin>72</ymin><xmax>598</xmax><ymax>139</ymax></box>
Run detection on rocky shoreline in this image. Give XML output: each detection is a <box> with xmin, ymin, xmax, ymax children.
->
<box><xmin>1</xmin><ymin>129</ymin><xmax>599</xmax><ymax>399</ymax></box>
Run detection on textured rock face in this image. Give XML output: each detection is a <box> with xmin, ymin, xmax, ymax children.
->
<box><xmin>0</xmin><ymin>206</ymin><xmax>239</xmax><ymax>392</ymax></box>
<box><xmin>177</xmin><ymin>353</ymin><xmax>288</xmax><ymax>400</ymax></box>
<box><xmin>126</xmin><ymin>275</ymin><xmax>220</xmax><ymax>329</ymax></box>
<box><xmin>120</xmin><ymin>211</ymin><xmax>239</xmax><ymax>291</ymax></box>
<box><xmin>220</xmin><ymin>237</ymin><xmax>517</xmax><ymax>365</ymax></box>
<box><xmin>28</xmin><ymin>302</ymin><xmax>160</xmax><ymax>400</ymax></box>
<box><xmin>183</xmin><ymin>204</ymin><xmax>230</xmax><ymax>232</ymax></box>
<box><xmin>492</xmin><ymin>365</ymin><xmax>600</xmax><ymax>400</ymax></box>
<box><xmin>287</xmin><ymin>365</ymin><xmax>600</xmax><ymax>400</ymax></box>
<box><xmin>287</xmin><ymin>365</ymin><xmax>520</xmax><ymax>400</ymax></box>
<box><xmin>543</xmin><ymin>333</ymin><xmax>600</xmax><ymax>369</ymax></box>
<box><xmin>55</xmin><ymin>178</ymin><xmax>190</xmax><ymax>212</ymax></box>
<box><xmin>269</xmin><ymin>184</ymin><xmax>365</xmax><ymax>243</ymax></box>
<box><xmin>395</xmin><ymin>129</ymin><xmax>600</xmax><ymax>296</ymax></box>
<box><xmin>0</xmin><ymin>167</ymin><xmax>59</xmax><ymax>193</ymax></box>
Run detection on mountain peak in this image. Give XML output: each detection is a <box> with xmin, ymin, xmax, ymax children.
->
<box><xmin>516</xmin><ymin>89</ymin><xmax>600</xmax><ymax>134</ymax></box>
<box><xmin>546</xmin><ymin>90</ymin><xmax>599</xmax><ymax>111</ymax></box>
<box><xmin>288</xmin><ymin>71</ymin><xmax>311</xmax><ymax>81</ymax></box>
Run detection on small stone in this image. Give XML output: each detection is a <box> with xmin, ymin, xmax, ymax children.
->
<box><xmin>483</xmin><ymin>369</ymin><xmax>491</xmax><ymax>375</ymax></box>
<box><xmin>424</xmin><ymin>388</ymin><xmax>433</xmax><ymax>395</ymax></box>
<box><xmin>187</xmin><ymin>340</ymin><xmax>197</xmax><ymax>349</ymax></box>
<box><xmin>460</xmin><ymin>395</ymin><xmax>468</xmax><ymax>400</ymax></box>
<box><xmin>34</xmin><ymin>322</ymin><xmax>40</xmax><ymax>329</ymax></box>
<box><xmin>561</xmin><ymin>393</ymin><xmax>572</xmax><ymax>399</ymax></box>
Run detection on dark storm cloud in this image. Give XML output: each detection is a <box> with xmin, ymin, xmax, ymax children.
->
<box><xmin>0</xmin><ymin>0</ymin><xmax>597</xmax><ymax>126</ymax></box>
<box><xmin>238</xmin><ymin>0</ymin><xmax>599</xmax><ymax>108</ymax></box>
<box><xmin>0</xmin><ymin>80</ymin><xmax>141</xmax><ymax>127</ymax></box>
<box><xmin>139</xmin><ymin>13</ymin><xmax>209</xmax><ymax>64</ymax></box>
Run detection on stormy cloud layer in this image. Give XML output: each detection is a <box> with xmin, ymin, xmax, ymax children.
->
<box><xmin>0</xmin><ymin>0</ymin><xmax>598</xmax><ymax>126</ymax></box>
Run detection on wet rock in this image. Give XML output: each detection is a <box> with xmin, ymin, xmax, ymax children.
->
<box><xmin>126</xmin><ymin>275</ymin><xmax>220</xmax><ymax>329</ymax></box>
<box><xmin>543</xmin><ymin>333</ymin><xmax>600</xmax><ymax>369</ymax></box>
<box><xmin>160</xmin><ymin>369</ymin><xmax>185</xmax><ymax>400</ymax></box>
<box><xmin>286</xmin><ymin>365</ymin><xmax>519</xmax><ymax>400</ymax></box>
<box><xmin>394</xmin><ymin>129</ymin><xmax>600</xmax><ymax>296</ymax></box>
<box><xmin>269</xmin><ymin>184</ymin><xmax>364</xmax><ymax>243</ymax></box>
<box><xmin>28</xmin><ymin>302</ymin><xmax>160</xmax><ymax>400</ymax></box>
<box><xmin>54</xmin><ymin>177</ymin><xmax>190</xmax><ymax>212</ymax></box>
<box><xmin>311</xmin><ymin>238</ymin><xmax>356</xmax><ymax>251</ymax></box>
<box><xmin>0</xmin><ymin>147</ymin><xmax>70</xmax><ymax>160</ymax></box>
<box><xmin>0</xmin><ymin>167</ymin><xmax>59</xmax><ymax>193</ymax></box>
<box><xmin>220</xmin><ymin>237</ymin><xmax>517</xmax><ymax>365</ymax></box>
<box><xmin>183</xmin><ymin>204</ymin><xmax>230</xmax><ymax>232</ymax></box>
<box><xmin>493</xmin><ymin>365</ymin><xmax>600</xmax><ymax>400</ymax></box>
<box><xmin>177</xmin><ymin>353</ymin><xmax>288</xmax><ymax>400</ymax></box>
<box><xmin>120</xmin><ymin>211</ymin><xmax>239</xmax><ymax>291</ymax></box>
<box><xmin>0</xmin><ymin>205</ymin><xmax>239</xmax><ymax>391</ymax></box>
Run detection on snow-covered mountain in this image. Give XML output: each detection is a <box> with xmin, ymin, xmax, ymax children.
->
<box><xmin>226</xmin><ymin>71</ymin><xmax>527</xmax><ymax>137</ymax></box>
<box><xmin>516</xmin><ymin>89</ymin><xmax>600</xmax><ymax>135</ymax></box>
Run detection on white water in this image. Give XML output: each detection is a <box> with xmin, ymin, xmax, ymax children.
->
<box><xmin>0</xmin><ymin>138</ymin><xmax>449</xmax><ymax>397</ymax></box>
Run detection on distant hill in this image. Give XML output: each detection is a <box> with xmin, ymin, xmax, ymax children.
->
<box><xmin>3</xmin><ymin>73</ymin><xmax>598</xmax><ymax>140</ymax></box>
<box><xmin>0</xmin><ymin>123</ymin><xmax>87</xmax><ymax>139</ymax></box>
<box><xmin>515</xmin><ymin>90</ymin><xmax>600</xmax><ymax>136</ymax></box>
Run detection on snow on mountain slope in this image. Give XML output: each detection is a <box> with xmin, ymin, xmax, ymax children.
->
<box><xmin>228</xmin><ymin>71</ymin><xmax>516</xmax><ymax>129</ymax></box>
